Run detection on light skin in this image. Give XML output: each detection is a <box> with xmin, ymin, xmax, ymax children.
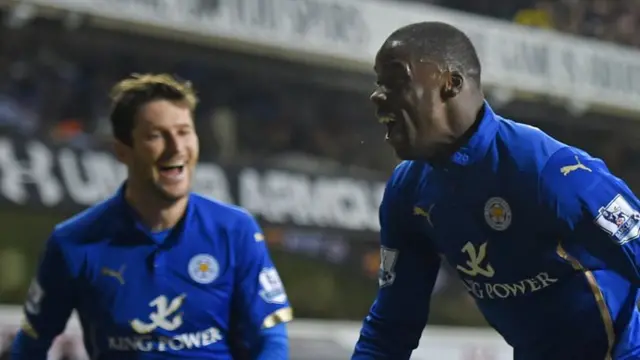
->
<box><xmin>114</xmin><ymin>99</ymin><xmax>199</xmax><ymax>231</ymax></box>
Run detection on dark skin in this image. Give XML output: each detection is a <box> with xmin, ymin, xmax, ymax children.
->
<box><xmin>371</xmin><ymin>39</ymin><xmax>485</xmax><ymax>163</ymax></box>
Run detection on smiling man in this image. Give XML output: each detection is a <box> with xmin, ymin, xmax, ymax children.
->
<box><xmin>352</xmin><ymin>22</ymin><xmax>640</xmax><ymax>360</ymax></box>
<box><xmin>11</xmin><ymin>74</ymin><xmax>292</xmax><ymax>359</ymax></box>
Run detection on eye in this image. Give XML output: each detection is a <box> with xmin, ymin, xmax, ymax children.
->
<box><xmin>146</xmin><ymin>132</ymin><xmax>162</xmax><ymax>141</ymax></box>
<box><xmin>384</xmin><ymin>62</ymin><xmax>410</xmax><ymax>88</ymax></box>
<box><xmin>178</xmin><ymin>126</ymin><xmax>193</xmax><ymax>137</ymax></box>
<box><xmin>376</xmin><ymin>78</ymin><xmax>406</xmax><ymax>93</ymax></box>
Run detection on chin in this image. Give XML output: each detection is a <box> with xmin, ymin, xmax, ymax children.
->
<box><xmin>391</xmin><ymin>144</ymin><xmax>418</xmax><ymax>161</ymax></box>
<box><xmin>395</xmin><ymin>152</ymin><xmax>417</xmax><ymax>161</ymax></box>
<box><xmin>154</xmin><ymin>182</ymin><xmax>191</xmax><ymax>202</ymax></box>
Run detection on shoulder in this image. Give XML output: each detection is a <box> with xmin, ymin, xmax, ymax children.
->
<box><xmin>46</xmin><ymin>195</ymin><xmax>122</xmax><ymax>273</ymax></box>
<box><xmin>381</xmin><ymin>160</ymin><xmax>430</xmax><ymax>218</ymax></box>
<box><xmin>494</xmin><ymin>118</ymin><xmax>613</xmax><ymax>198</ymax></box>
<box><xmin>189</xmin><ymin>194</ymin><xmax>266</xmax><ymax>257</ymax></box>
<box><xmin>190</xmin><ymin>193</ymin><xmax>260</xmax><ymax>231</ymax></box>
<box><xmin>52</xmin><ymin>195</ymin><xmax>121</xmax><ymax>246</ymax></box>
<box><xmin>386</xmin><ymin>160</ymin><xmax>430</xmax><ymax>196</ymax></box>
<box><xmin>539</xmin><ymin>146</ymin><xmax>611</xmax><ymax>196</ymax></box>
<box><xmin>494</xmin><ymin>117</ymin><xmax>569</xmax><ymax>176</ymax></box>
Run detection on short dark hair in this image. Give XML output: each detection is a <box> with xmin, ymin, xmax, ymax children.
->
<box><xmin>109</xmin><ymin>73</ymin><xmax>198</xmax><ymax>145</ymax></box>
<box><xmin>386</xmin><ymin>22</ymin><xmax>481</xmax><ymax>84</ymax></box>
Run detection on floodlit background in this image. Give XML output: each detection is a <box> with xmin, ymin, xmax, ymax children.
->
<box><xmin>0</xmin><ymin>0</ymin><xmax>639</xmax><ymax>359</ymax></box>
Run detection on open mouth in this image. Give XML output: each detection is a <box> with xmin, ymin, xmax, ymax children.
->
<box><xmin>158</xmin><ymin>164</ymin><xmax>185</xmax><ymax>179</ymax></box>
<box><xmin>378</xmin><ymin>114</ymin><xmax>398</xmax><ymax>140</ymax></box>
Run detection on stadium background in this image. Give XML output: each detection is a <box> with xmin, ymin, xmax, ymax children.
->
<box><xmin>0</xmin><ymin>0</ymin><xmax>639</xmax><ymax>358</ymax></box>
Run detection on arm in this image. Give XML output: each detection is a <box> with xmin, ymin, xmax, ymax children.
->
<box><xmin>539</xmin><ymin>147</ymin><xmax>640</xmax><ymax>285</ymax></box>
<box><xmin>254</xmin><ymin>324</ymin><xmax>288</xmax><ymax>360</ymax></box>
<box><xmin>231</xmin><ymin>213</ymin><xmax>292</xmax><ymax>360</ymax></box>
<box><xmin>352</xmin><ymin>178</ymin><xmax>441</xmax><ymax>360</ymax></box>
<box><xmin>11</xmin><ymin>234</ymin><xmax>75</xmax><ymax>359</ymax></box>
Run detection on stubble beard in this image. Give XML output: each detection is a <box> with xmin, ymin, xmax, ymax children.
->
<box><xmin>150</xmin><ymin>177</ymin><xmax>190</xmax><ymax>203</ymax></box>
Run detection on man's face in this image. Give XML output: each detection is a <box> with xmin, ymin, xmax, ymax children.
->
<box><xmin>371</xmin><ymin>41</ymin><xmax>449</xmax><ymax>160</ymax></box>
<box><xmin>117</xmin><ymin>99</ymin><xmax>199</xmax><ymax>202</ymax></box>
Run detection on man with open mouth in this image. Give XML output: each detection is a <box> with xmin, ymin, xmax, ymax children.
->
<box><xmin>353</xmin><ymin>21</ymin><xmax>640</xmax><ymax>360</ymax></box>
<box><xmin>12</xmin><ymin>73</ymin><xmax>292</xmax><ymax>359</ymax></box>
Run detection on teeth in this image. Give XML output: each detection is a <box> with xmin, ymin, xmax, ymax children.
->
<box><xmin>378</xmin><ymin>116</ymin><xmax>396</xmax><ymax>124</ymax></box>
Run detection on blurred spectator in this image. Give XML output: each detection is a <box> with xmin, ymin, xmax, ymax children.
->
<box><xmin>1</xmin><ymin>10</ymin><xmax>639</xmax><ymax>186</ymax></box>
<box><xmin>408</xmin><ymin>0</ymin><xmax>640</xmax><ymax>49</ymax></box>
<box><xmin>0</xmin><ymin>330</ymin><xmax>15</xmax><ymax>360</ymax></box>
<box><xmin>0</xmin><ymin>14</ymin><xmax>392</xmax><ymax>174</ymax></box>
<box><xmin>209</xmin><ymin>107</ymin><xmax>238</xmax><ymax>163</ymax></box>
<box><xmin>513</xmin><ymin>0</ymin><xmax>555</xmax><ymax>29</ymax></box>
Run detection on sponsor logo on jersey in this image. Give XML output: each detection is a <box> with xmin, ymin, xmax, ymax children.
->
<box><xmin>108</xmin><ymin>294</ymin><xmax>222</xmax><ymax>352</ymax></box>
<box><xmin>456</xmin><ymin>242</ymin><xmax>495</xmax><ymax>278</ymax></box>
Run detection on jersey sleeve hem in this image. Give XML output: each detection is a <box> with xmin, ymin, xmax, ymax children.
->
<box><xmin>261</xmin><ymin>307</ymin><xmax>293</xmax><ymax>329</ymax></box>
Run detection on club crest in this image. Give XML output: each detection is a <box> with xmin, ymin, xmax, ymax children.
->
<box><xmin>188</xmin><ymin>254</ymin><xmax>219</xmax><ymax>284</ymax></box>
<box><xmin>484</xmin><ymin>197</ymin><xmax>512</xmax><ymax>231</ymax></box>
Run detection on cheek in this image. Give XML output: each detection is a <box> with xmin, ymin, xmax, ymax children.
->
<box><xmin>419</xmin><ymin>90</ymin><xmax>444</xmax><ymax>117</ymax></box>
<box><xmin>408</xmin><ymin>84</ymin><xmax>437</xmax><ymax>114</ymax></box>
<box><xmin>132</xmin><ymin>145</ymin><xmax>160</xmax><ymax>166</ymax></box>
<box><xmin>189</xmin><ymin>138</ymin><xmax>200</xmax><ymax>162</ymax></box>
<box><xmin>413</xmin><ymin>84</ymin><xmax>425</xmax><ymax>101</ymax></box>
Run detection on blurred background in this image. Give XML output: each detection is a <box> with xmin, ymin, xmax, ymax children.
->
<box><xmin>0</xmin><ymin>0</ymin><xmax>639</xmax><ymax>359</ymax></box>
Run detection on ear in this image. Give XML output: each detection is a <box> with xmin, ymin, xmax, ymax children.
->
<box><xmin>113</xmin><ymin>139</ymin><xmax>131</xmax><ymax>164</ymax></box>
<box><xmin>441</xmin><ymin>71</ymin><xmax>464</xmax><ymax>100</ymax></box>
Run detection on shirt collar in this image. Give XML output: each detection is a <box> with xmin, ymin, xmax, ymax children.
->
<box><xmin>112</xmin><ymin>183</ymin><xmax>194</xmax><ymax>244</ymax></box>
<box><xmin>449</xmin><ymin>100</ymin><xmax>499</xmax><ymax>167</ymax></box>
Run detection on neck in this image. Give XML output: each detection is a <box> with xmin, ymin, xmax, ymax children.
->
<box><xmin>451</xmin><ymin>98</ymin><xmax>485</xmax><ymax>145</ymax></box>
<box><xmin>427</xmin><ymin>95</ymin><xmax>485</xmax><ymax>165</ymax></box>
<box><xmin>124</xmin><ymin>182</ymin><xmax>188</xmax><ymax>232</ymax></box>
<box><xmin>449</xmin><ymin>93</ymin><xmax>485</xmax><ymax>139</ymax></box>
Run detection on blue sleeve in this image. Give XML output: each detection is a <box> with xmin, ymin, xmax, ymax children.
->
<box><xmin>11</xmin><ymin>234</ymin><xmax>76</xmax><ymax>359</ymax></box>
<box><xmin>539</xmin><ymin>147</ymin><xmax>640</xmax><ymax>286</ymax></box>
<box><xmin>231</xmin><ymin>212</ymin><xmax>293</xmax><ymax>351</ymax></box>
<box><xmin>352</xmin><ymin>172</ymin><xmax>441</xmax><ymax>359</ymax></box>
<box><xmin>254</xmin><ymin>323</ymin><xmax>288</xmax><ymax>360</ymax></box>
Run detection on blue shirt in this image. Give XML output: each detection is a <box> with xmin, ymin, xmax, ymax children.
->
<box><xmin>12</xmin><ymin>187</ymin><xmax>293</xmax><ymax>359</ymax></box>
<box><xmin>353</xmin><ymin>102</ymin><xmax>640</xmax><ymax>360</ymax></box>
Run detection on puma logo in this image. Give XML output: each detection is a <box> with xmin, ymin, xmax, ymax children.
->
<box><xmin>560</xmin><ymin>155</ymin><xmax>592</xmax><ymax>176</ymax></box>
<box><xmin>101</xmin><ymin>265</ymin><xmax>126</xmax><ymax>285</ymax></box>
<box><xmin>414</xmin><ymin>204</ymin><xmax>435</xmax><ymax>227</ymax></box>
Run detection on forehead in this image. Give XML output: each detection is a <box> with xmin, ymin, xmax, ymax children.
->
<box><xmin>134</xmin><ymin>99</ymin><xmax>193</xmax><ymax>129</ymax></box>
<box><xmin>374</xmin><ymin>40</ymin><xmax>440</xmax><ymax>80</ymax></box>
<box><xmin>374</xmin><ymin>40</ymin><xmax>412</xmax><ymax>72</ymax></box>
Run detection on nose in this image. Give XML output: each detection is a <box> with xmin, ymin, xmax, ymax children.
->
<box><xmin>370</xmin><ymin>89</ymin><xmax>387</xmax><ymax>105</ymax></box>
<box><xmin>164</xmin><ymin>132</ymin><xmax>184</xmax><ymax>155</ymax></box>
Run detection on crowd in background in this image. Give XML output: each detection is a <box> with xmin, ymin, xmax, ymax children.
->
<box><xmin>1</xmin><ymin>3</ymin><xmax>640</xmax><ymax>349</ymax></box>
<box><xmin>420</xmin><ymin>0</ymin><xmax>640</xmax><ymax>48</ymax></box>
<box><xmin>2</xmin><ymin>8</ymin><xmax>640</xmax><ymax>183</ymax></box>
<box><xmin>0</xmin><ymin>13</ymin><xmax>393</xmax><ymax>176</ymax></box>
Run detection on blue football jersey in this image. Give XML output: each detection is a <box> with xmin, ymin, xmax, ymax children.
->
<box><xmin>12</xmin><ymin>187</ymin><xmax>293</xmax><ymax>359</ymax></box>
<box><xmin>353</xmin><ymin>102</ymin><xmax>640</xmax><ymax>360</ymax></box>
